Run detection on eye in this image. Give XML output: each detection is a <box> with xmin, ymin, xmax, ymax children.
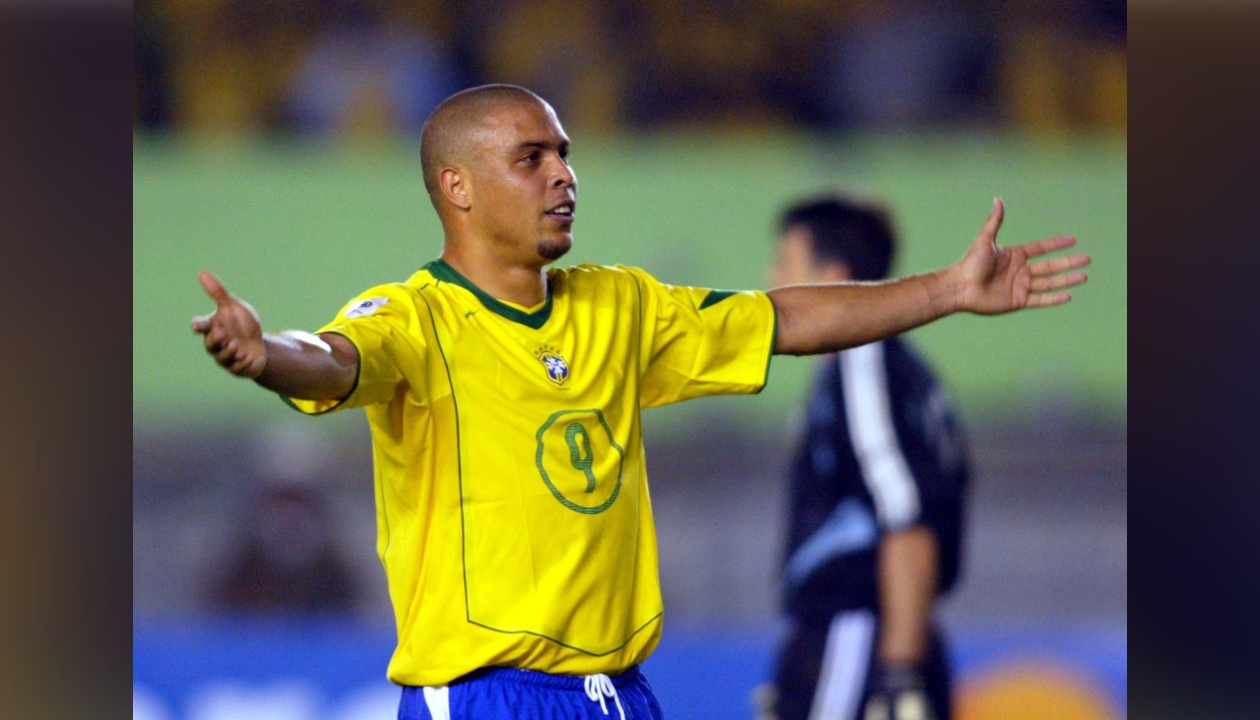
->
<box><xmin>520</xmin><ymin>152</ymin><xmax>540</xmax><ymax>164</ymax></box>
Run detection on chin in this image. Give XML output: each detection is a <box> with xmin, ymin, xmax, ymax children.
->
<box><xmin>536</xmin><ymin>235</ymin><xmax>572</xmax><ymax>262</ymax></box>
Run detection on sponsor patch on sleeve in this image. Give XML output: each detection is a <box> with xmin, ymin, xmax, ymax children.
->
<box><xmin>343</xmin><ymin>296</ymin><xmax>388</xmax><ymax>319</ymax></box>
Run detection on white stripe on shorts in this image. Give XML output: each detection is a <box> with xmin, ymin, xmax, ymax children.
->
<box><xmin>422</xmin><ymin>686</ymin><xmax>450</xmax><ymax>720</ymax></box>
<box><xmin>807</xmin><ymin>609</ymin><xmax>876</xmax><ymax>720</ymax></box>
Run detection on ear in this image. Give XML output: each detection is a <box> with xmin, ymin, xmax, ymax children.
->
<box><xmin>439</xmin><ymin>167</ymin><xmax>472</xmax><ymax>211</ymax></box>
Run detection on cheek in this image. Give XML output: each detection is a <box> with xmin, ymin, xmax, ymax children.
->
<box><xmin>788</xmin><ymin>264</ymin><xmax>818</xmax><ymax>286</ymax></box>
<box><xmin>479</xmin><ymin>182</ymin><xmax>527</xmax><ymax>226</ymax></box>
<box><xmin>500</xmin><ymin>178</ymin><xmax>539</xmax><ymax>215</ymax></box>
<box><xmin>769</xmin><ymin>262</ymin><xmax>787</xmax><ymax>287</ymax></box>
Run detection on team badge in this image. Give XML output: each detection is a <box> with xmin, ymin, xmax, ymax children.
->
<box><xmin>535</xmin><ymin>345</ymin><xmax>570</xmax><ymax>385</ymax></box>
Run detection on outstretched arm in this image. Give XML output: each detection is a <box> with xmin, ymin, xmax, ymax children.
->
<box><xmin>769</xmin><ymin>199</ymin><xmax>1091</xmax><ymax>355</ymax></box>
<box><xmin>191</xmin><ymin>270</ymin><xmax>358</xmax><ymax>401</ymax></box>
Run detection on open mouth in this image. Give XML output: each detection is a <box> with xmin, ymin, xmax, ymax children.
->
<box><xmin>545</xmin><ymin>202</ymin><xmax>575</xmax><ymax>223</ymax></box>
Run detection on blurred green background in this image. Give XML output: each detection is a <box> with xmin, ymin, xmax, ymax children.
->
<box><xmin>134</xmin><ymin>132</ymin><xmax>1126</xmax><ymax>436</ymax></box>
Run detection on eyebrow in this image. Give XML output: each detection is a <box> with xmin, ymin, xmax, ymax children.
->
<box><xmin>511</xmin><ymin>139</ymin><xmax>570</xmax><ymax>153</ymax></box>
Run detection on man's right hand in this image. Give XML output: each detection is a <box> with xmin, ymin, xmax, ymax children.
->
<box><xmin>192</xmin><ymin>270</ymin><xmax>268</xmax><ymax>379</ymax></box>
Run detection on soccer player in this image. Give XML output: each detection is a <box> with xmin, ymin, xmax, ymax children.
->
<box><xmin>760</xmin><ymin>196</ymin><xmax>969</xmax><ymax>720</ymax></box>
<box><xmin>192</xmin><ymin>84</ymin><xmax>1089</xmax><ymax>720</ymax></box>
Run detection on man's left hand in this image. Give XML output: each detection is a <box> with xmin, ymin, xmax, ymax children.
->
<box><xmin>953</xmin><ymin>198</ymin><xmax>1091</xmax><ymax>315</ymax></box>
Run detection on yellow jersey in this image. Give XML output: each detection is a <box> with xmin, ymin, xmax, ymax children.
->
<box><xmin>286</xmin><ymin>259</ymin><xmax>776</xmax><ymax>687</ymax></box>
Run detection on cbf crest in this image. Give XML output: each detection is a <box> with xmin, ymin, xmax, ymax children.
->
<box><xmin>534</xmin><ymin>345</ymin><xmax>570</xmax><ymax>386</ymax></box>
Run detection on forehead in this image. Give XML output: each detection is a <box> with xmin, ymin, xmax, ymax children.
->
<box><xmin>477</xmin><ymin>100</ymin><xmax>569</xmax><ymax>149</ymax></box>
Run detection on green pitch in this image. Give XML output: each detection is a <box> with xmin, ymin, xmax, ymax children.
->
<box><xmin>134</xmin><ymin>131</ymin><xmax>1126</xmax><ymax>437</ymax></box>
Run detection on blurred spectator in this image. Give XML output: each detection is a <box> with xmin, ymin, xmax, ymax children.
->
<box><xmin>480</xmin><ymin>0</ymin><xmax>623</xmax><ymax>132</ymax></box>
<box><xmin>620</xmin><ymin>0</ymin><xmax>783</xmax><ymax>128</ymax></box>
<box><xmin>134</xmin><ymin>0</ymin><xmax>174</xmax><ymax>130</ymax></box>
<box><xmin>284</xmin><ymin>0</ymin><xmax>460</xmax><ymax>138</ymax></box>
<box><xmin>817</xmin><ymin>0</ymin><xmax>998</xmax><ymax>129</ymax></box>
<box><xmin>159</xmin><ymin>0</ymin><xmax>313</xmax><ymax>133</ymax></box>
<box><xmin>998</xmin><ymin>0</ymin><xmax>1126</xmax><ymax>133</ymax></box>
<box><xmin>133</xmin><ymin>0</ymin><xmax>1123</xmax><ymax>136</ymax></box>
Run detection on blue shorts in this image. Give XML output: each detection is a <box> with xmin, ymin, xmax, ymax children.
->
<box><xmin>398</xmin><ymin>665</ymin><xmax>665</xmax><ymax>720</ymax></box>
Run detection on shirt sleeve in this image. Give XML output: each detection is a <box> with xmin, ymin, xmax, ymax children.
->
<box><xmin>897</xmin><ymin>375</ymin><xmax>969</xmax><ymax>540</ymax></box>
<box><xmin>626</xmin><ymin>266</ymin><xmax>777</xmax><ymax>409</ymax></box>
<box><xmin>282</xmin><ymin>283</ymin><xmax>421</xmax><ymax>415</ymax></box>
<box><xmin>839</xmin><ymin>341</ymin><xmax>968</xmax><ymax>533</ymax></box>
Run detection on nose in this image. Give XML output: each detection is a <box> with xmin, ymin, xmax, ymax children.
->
<box><xmin>551</xmin><ymin>159</ymin><xmax>576</xmax><ymax>190</ymax></box>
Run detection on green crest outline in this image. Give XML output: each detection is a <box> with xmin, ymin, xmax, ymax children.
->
<box><xmin>534</xmin><ymin>409</ymin><xmax>625</xmax><ymax>514</ymax></box>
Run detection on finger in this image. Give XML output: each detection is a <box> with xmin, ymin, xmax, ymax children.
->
<box><xmin>980</xmin><ymin>197</ymin><xmax>1005</xmax><ymax>239</ymax></box>
<box><xmin>204</xmin><ymin>323</ymin><xmax>225</xmax><ymax>346</ymax></box>
<box><xmin>1026</xmin><ymin>291</ymin><xmax>1072</xmax><ymax>308</ymax></box>
<box><xmin>1030</xmin><ymin>272</ymin><xmax>1088</xmax><ymax>292</ymax></box>
<box><xmin>214</xmin><ymin>343</ymin><xmax>239</xmax><ymax>365</ymax></box>
<box><xmin>1029</xmin><ymin>252</ymin><xmax>1091</xmax><ymax>276</ymax></box>
<box><xmin>204</xmin><ymin>327</ymin><xmax>226</xmax><ymax>353</ymax></box>
<box><xmin>191</xmin><ymin>314</ymin><xmax>213</xmax><ymax>333</ymax></box>
<box><xmin>199</xmin><ymin>269</ymin><xmax>233</xmax><ymax>308</ymax></box>
<box><xmin>1017</xmin><ymin>235</ymin><xmax>1077</xmax><ymax>258</ymax></box>
<box><xmin>227</xmin><ymin>354</ymin><xmax>255</xmax><ymax>376</ymax></box>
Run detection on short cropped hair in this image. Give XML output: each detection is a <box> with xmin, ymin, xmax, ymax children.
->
<box><xmin>419</xmin><ymin>84</ymin><xmax>547</xmax><ymax>196</ymax></box>
<box><xmin>778</xmin><ymin>196</ymin><xmax>897</xmax><ymax>281</ymax></box>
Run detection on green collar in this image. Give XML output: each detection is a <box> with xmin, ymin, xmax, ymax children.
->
<box><xmin>423</xmin><ymin>259</ymin><xmax>554</xmax><ymax>330</ymax></box>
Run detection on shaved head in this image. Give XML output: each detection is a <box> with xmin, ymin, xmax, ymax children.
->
<box><xmin>419</xmin><ymin>83</ymin><xmax>577</xmax><ymax>272</ymax></box>
<box><xmin>420</xmin><ymin>84</ymin><xmax>550</xmax><ymax>200</ymax></box>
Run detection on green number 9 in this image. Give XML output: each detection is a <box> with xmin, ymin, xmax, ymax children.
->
<box><xmin>565</xmin><ymin>422</ymin><xmax>597</xmax><ymax>493</ymax></box>
<box><xmin>535</xmin><ymin>408</ymin><xmax>625</xmax><ymax>515</ymax></box>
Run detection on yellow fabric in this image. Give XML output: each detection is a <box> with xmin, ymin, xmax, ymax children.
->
<box><xmin>285</xmin><ymin>260</ymin><xmax>776</xmax><ymax>687</ymax></box>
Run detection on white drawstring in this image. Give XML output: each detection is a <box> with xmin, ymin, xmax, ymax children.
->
<box><xmin>583</xmin><ymin>673</ymin><xmax>626</xmax><ymax>720</ymax></box>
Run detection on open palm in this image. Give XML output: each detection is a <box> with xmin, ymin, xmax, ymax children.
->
<box><xmin>957</xmin><ymin>199</ymin><xmax>1091</xmax><ymax>315</ymax></box>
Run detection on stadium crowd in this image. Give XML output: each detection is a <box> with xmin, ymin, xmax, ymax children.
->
<box><xmin>134</xmin><ymin>0</ymin><xmax>1125</xmax><ymax>138</ymax></box>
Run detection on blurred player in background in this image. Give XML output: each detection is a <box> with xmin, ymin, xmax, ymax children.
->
<box><xmin>191</xmin><ymin>85</ymin><xmax>1087</xmax><ymax>720</ymax></box>
<box><xmin>758</xmin><ymin>197</ymin><xmax>969</xmax><ymax>720</ymax></box>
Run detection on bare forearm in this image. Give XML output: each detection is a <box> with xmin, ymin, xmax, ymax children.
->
<box><xmin>769</xmin><ymin>269</ymin><xmax>962</xmax><ymax>355</ymax></box>
<box><xmin>877</xmin><ymin>526</ymin><xmax>939</xmax><ymax>664</ymax></box>
<box><xmin>253</xmin><ymin>331</ymin><xmax>358</xmax><ymax>401</ymax></box>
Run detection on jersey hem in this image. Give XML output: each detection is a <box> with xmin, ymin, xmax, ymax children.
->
<box><xmin>463</xmin><ymin>610</ymin><xmax>664</xmax><ymax>658</ymax></box>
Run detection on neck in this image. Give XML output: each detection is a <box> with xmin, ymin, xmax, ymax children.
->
<box><xmin>440</xmin><ymin>244</ymin><xmax>548</xmax><ymax>308</ymax></box>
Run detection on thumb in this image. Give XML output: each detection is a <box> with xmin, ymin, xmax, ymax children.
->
<box><xmin>980</xmin><ymin>197</ymin><xmax>1005</xmax><ymax>240</ymax></box>
<box><xmin>199</xmin><ymin>269</ymin><xmax>233</xmax><ymax>308</ymax></box>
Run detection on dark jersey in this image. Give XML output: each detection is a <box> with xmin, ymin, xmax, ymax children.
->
<box><xmin>782</xmin><ymin>338</ymin><xmax>969</xmax><ymax>625</ymax></box>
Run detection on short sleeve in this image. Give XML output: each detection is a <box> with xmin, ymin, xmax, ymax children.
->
<box><xmin>283</xmin><ymin>283</ymin><xmax>421</xmax><ymax>415</ymax></box>
<box><xmin>627</xmin><ymin>267</ymin><xmax>777</xmax><ymax>409</ymax></box>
